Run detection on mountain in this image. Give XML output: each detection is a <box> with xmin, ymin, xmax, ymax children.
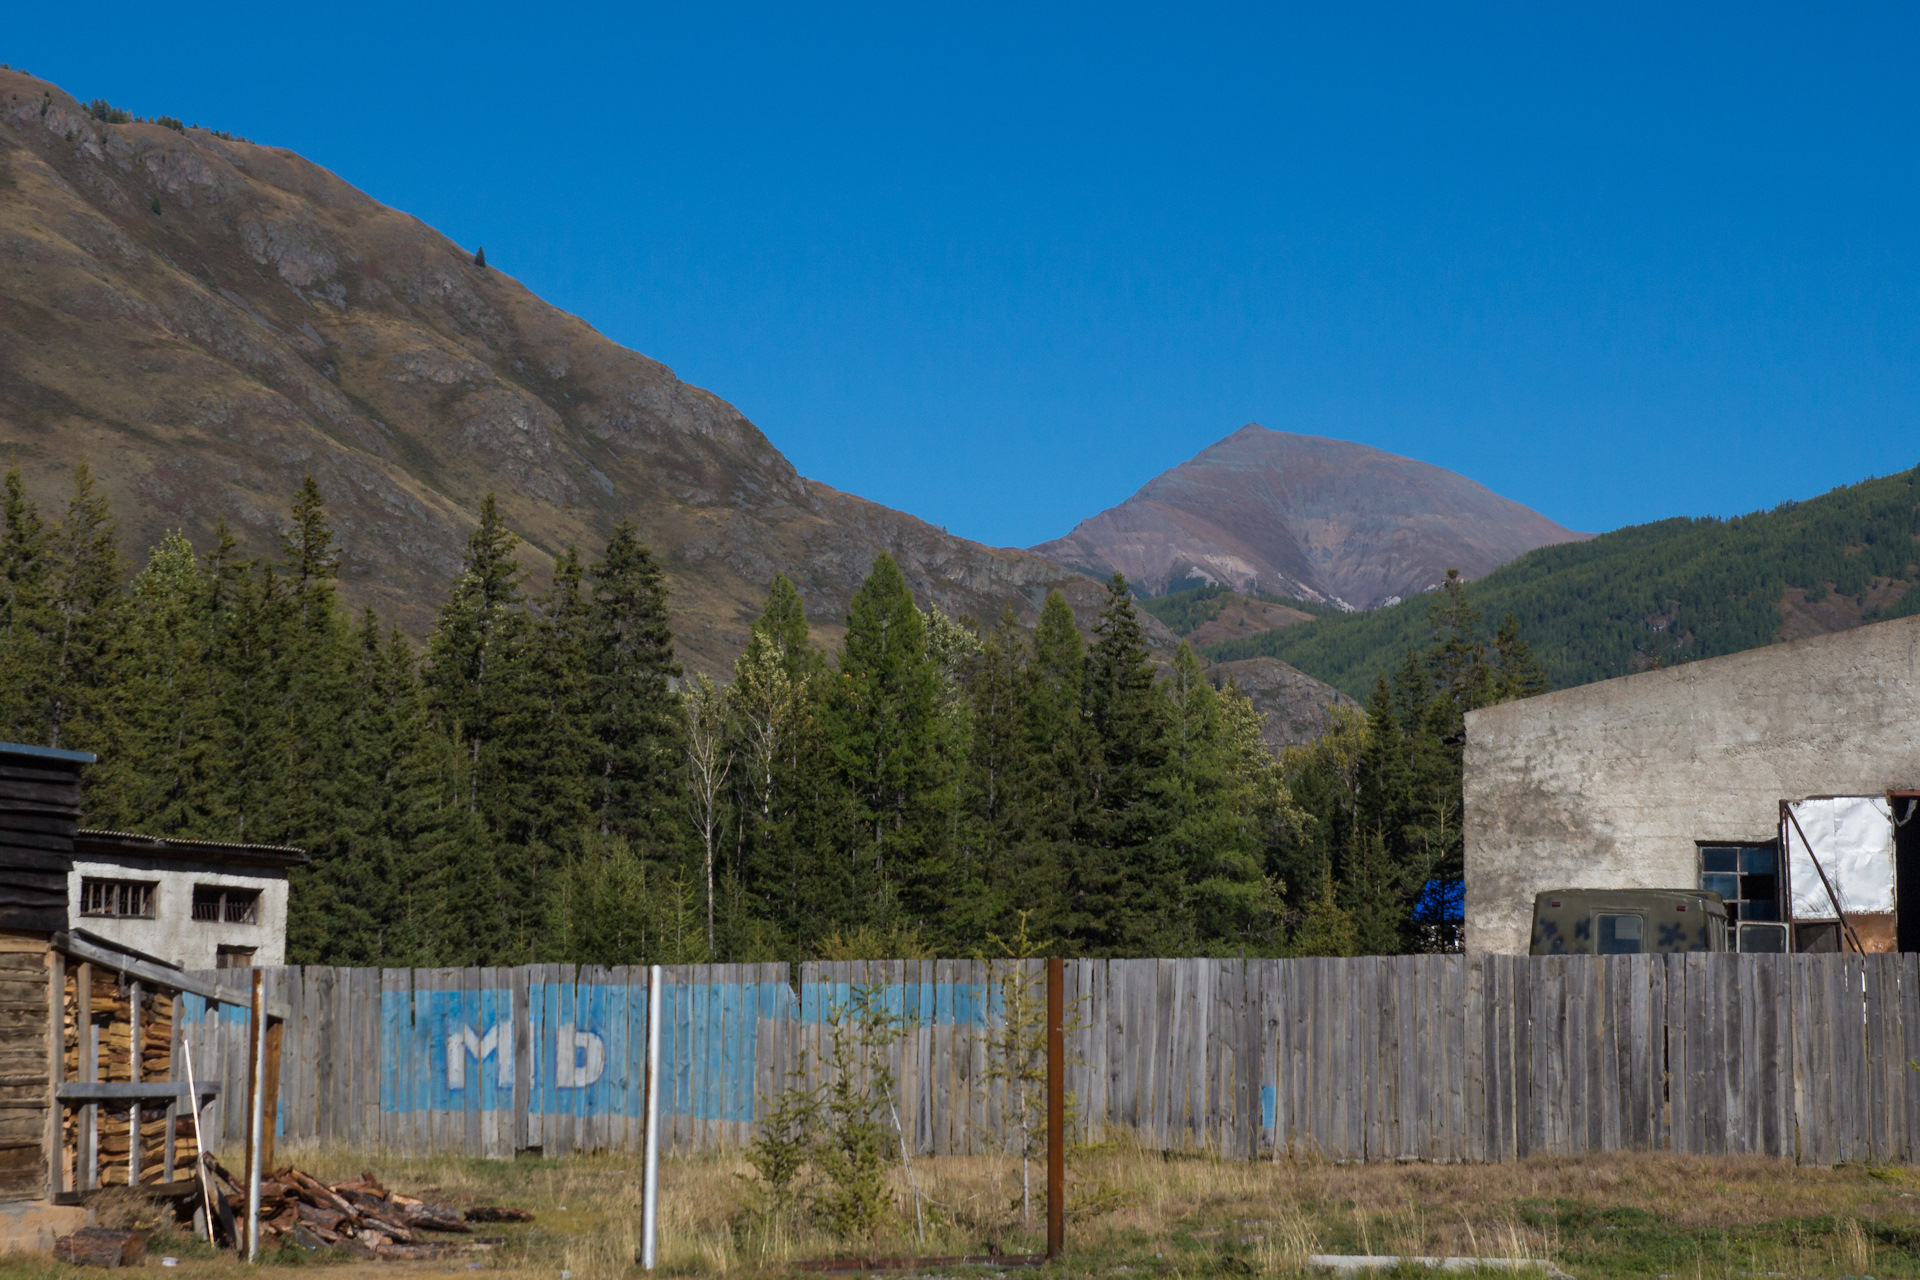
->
<box><xmin>1207</xmin><ymin>467</ymin><xmax>1920</xmax><ymax>699</ymax></box>
<box><xmin>1032</xmin><ymin>425</ymin><xmax>1588</xmax><ymax>609</ymax></box>
<box><xmin>1139</xmin><ymin>582</ymin><xmax>1325</xmax><ymax>648</ymax></box>
<box><xmin>1207</xmin><ymin>657</ymin><xmax>1360</xmax><ymax>750</ymax></box>
<box><xmin>0</xmin><ymin>71</ymin><xmax>1166</xmax><ymax>672</ymax></box>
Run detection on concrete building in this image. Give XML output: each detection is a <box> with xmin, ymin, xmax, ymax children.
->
<box><xmin>67</xmin><ymin>830</ymin><xmax>302</xmax><ymax>971</ymax></box>
<box><xmin>1464</xmin><ymin>613</ymin><xmax>1920</xmax><ymax>955</ymax></box>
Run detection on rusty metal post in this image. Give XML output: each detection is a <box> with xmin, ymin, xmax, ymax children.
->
<box><xmin>1047</xmin><ymin>956</ymin><xmax>1064</xmax><ymax>1260</ymax></box>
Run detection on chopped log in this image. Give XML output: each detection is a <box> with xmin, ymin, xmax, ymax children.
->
<box><xmin>53</xmin><ymin>1228</ymin><xmax>148</xmax><ymax>1268</ymax></box>
<box><xmin>296</xmin><ymin>1202</ymin><xmax>349</xmax><ymax>1233</ymax></box>
<box><xmin>464</xmin><ymin>1206</ymin><xmax>536</xmax><ymax>1222</ymax></box>
<box><xmin>287</xmin><ymin>1167</ymin><xmax>358</xmax><ymax>1218</ymax></box>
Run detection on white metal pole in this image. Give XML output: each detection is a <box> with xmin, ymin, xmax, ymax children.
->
<box><xmin>641</xmin><ymin>963</ymin><xmax>662</xmax><ymax>1270</ymax></box>
<box><xmin>246</xmin><ymin>971</ymin><xmax>266</xmax><ymax>1262</ymax></box>
<box><xmin>181</xmin><ymin>1037</ymin><xmax>215</xmax><ymax>1242</ymax></box>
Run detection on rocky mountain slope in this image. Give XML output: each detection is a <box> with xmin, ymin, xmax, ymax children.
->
<box><xmin>0</xmin><ymin>71</ymin><xmax>1163</xmax><ymax>672</ymax></box>
<box><xmin>1033</xmin><ymin>425</ymin><xmax>1588</xmax><ymax>609</ymax></box>
<box><xmin>1209</xmin><ymin>657</ymin><xmax>1359</xmax><ymax>750</ymax></box>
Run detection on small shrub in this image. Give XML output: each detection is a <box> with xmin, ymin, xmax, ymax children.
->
<box><xmin>810</xmin><ymin>990</ymin><xmax>901</xmax><ymax>1243</ymax></box>
<box><xmin>149</xmin><ymin>195</ymin><xmax>161</xmax><ymax>216</ymax></box>
<box><xmin>744</xmin><ymin>1050</ymin><xmax>818</xmax><ymax>1218</ymax></box>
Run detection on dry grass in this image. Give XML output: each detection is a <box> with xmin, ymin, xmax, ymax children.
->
<box><xmin>8</xmin><ymin>1144</ymin><xmax>1920</xmax><ymax>1280</ymax></box>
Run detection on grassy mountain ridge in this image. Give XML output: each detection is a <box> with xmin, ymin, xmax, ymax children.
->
<box><xmin>0</xmin><ymin>69</ymin><xmax>1148</xmax><ymax>674</ymax></box>
<box><xmin>1204</xmin><ymin>466</ymin><xmax>1920</xmax><ymax>699</ymax></box>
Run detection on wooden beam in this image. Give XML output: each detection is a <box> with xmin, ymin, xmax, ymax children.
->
<box><xmin>58</xmin><ymin>1083</ymin><xmax>220</xmax><ymax>1102</ymax></box>
<box><xmin>51</xmin><ymin>933</ymin><xmax>288</xmax><ymax>1019</ymax></box>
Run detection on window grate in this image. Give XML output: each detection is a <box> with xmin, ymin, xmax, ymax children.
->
<box><xmin>79</xmin><ymin>878</ymin><xmax>156</xmax><ymax>919</ymax></box>
<box><xmin>192</xmin><ymin>885</ymin><xmax>260</xmax><ymax>926</ymax></box>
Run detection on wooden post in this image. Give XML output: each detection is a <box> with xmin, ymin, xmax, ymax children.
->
<box><xmin>164</xmin><ymin>993</ymin><xmax>178</xmax><ymax>1184</ymax></box>
<box><xmin>77</xmin><ymin>961</ymin><xmax>94</xmax><ymax>1191</ymax></box>
<box><xmin>1047</xmin><ymin>956</ymin><xmax>1064</xmax><ymax>1261</ymax></box>
<box><xmin>260</xmin><ymin>1012</ymin><xmax>283</xmax><ymax>1176</ymax></box>
<box><xmin>129</xmin><ymin>978</ymin><xmax>142</xmax><ymax>1187</ymax></box>
<box><xmin>47</xmin><ymin>947</ymin><xmax>64</xmax><ymax>1200</ymax></box>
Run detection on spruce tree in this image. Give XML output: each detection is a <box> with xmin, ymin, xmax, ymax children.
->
<box><xmin>38</xmin><ymin>465</ymin><xmax>125</xmax><ymax>751</ymax></box>
<box><xmin>426</xmin><ymin>493</ymin><xmax>526</xmax><ymax>815</ymax></box>
<box><xmin>953</xmin><ymin>607</ymin><xmax>1034</xmax><ymax>941</ymax></box>
<box><xmin>585</xmin><ymin>522</ymin><xmax>682</xmax><ymax>845</ymax></box>
<box><xmin>1490</xmin><ymin>612</ymin><xmax>1549</xmax><ymax>702</ymax></box>
<box><xmin>0</xmin><ymin>466</ymin><xmax>50</xmax><ymax>740</ymax></box>
<box><xmin>821</xmin><ymin>554</ymin><xmax>956</xmax><ymax>935</ymax></box>
<box><xmin>273</xmin><ymin>479</ymin><xmax>356</xmax><ymax>852</ymax></box>
<box><xmin>1069</xmin><ymin>575</ymin><xmax>1179</xmax><ymax>955</ymax></box>
<box><xmin>88</xmin><ymin>534</ymin><xmax>219</xmax><ymax>834</ymax></box>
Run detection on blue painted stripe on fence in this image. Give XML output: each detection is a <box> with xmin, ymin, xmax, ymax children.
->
<box><xmin>1261</xmin><ymin>1084</ymin><xmax>1275</xmax><ymax>1130</ymax></box>
<box><xmin>342</xmin><ymin>980</ymin><xmax>997</xmax><ymax>1119</ymax></box>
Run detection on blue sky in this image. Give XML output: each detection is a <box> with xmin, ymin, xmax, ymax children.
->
<box><xmin>11</xmin><ymin>4</ymin><xmax>1919</xmax><ymax>547</ymax></box>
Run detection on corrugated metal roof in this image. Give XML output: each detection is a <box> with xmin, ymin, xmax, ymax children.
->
<box><xmin>75</xmin><ymin>828</ymin><xmax>308</xmax><ymax>864</ymax></box>
<box><xmin>0</xmin><ymin>741</ymin><xmax>96</xmax><ymax>764</ymax></box>
<box><xmin>77</xmin><ymin>828</ymin><xmax>303</xmax><ymax>854</ymax></box>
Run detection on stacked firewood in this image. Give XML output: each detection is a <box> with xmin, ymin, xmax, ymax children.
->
<box><xmin>207</xmin><ymin>1162</ymin><xmax>532</xmax><ymax>1261</ymax></box>
<box><xmin>62</xmin><ymin>974</ymin><xmax>197</xmax><ymax>1186</ymax></box>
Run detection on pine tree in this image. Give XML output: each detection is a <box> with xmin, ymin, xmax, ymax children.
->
<box><xmin>38</xmin><ymin>465</ymin><xmax>125</xmax><ymax>751</ymax></box>
<box><xmin>753</xmin><ymin>571</ymin><xmax>820</xmax><ymax>680</ymax></box>
<box><xmin>733</xmin><ymin>578</ymin><xmax>839</xmax><ymax>955</ymax></box>
<box><xmin>203</xmin><ymin>560</ymin><xmax>296</xmax><ymax>842</ymax></box>
<box><xmin>953</xmin><ymin>608</ymin><xmax>1033</xmax><ymax>941</ymax></box>
<box><xmin>585</xmin><ymin>522</ymin><xmax>683</xmax><ymax>845</ymax></box>
<box><xmin>426</xmin><ymin>493</ymin><xmax>527</xmax><ymax>812</ymax></box>
<box><xmin>821</xmin><ymin>554</ymin><xmax>957</xmax><ymax>936</ymax></box>
<box><xmin>1069</xmin><ymin>575</ymin><xmax>1179</xmax><ymax>955</ymax></box>
<box><xmin>88</xmin><ymin>533</ymin><xmax>219</xmax><ymax>834</ymax></box>
<box><xmin>1161</xmin><ymin>647</ymin><xmax>1284</xmax><ymax>951</ymax></box>
<box><xmin>1490</xmin><ymin>612</ymin><xmax>1549</xmax><ymax>702</ymax></box>
<box><xmin>0</xmin><ymin>465</ymin><xmax>50</xmax><ymax>739</ymax></box>
<box><xmin>1338</xmin><ymin>825</ymin><xmax>1403</xmax><ymax>955</ymax></box>
<box><xmin>503</xmin><ymin>544</ymin><xmax>595</xmax><ymax>847</ymax></box>
<box><xmin>273</xmin><ymin>478</ymin><xmax>356</xmax><ymax>851</ymax></box>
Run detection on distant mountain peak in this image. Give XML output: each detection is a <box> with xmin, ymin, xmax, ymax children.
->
<box><xmin>1033</xmin><ymin>425</ymin><xmax>1588</xmax><ymax>608</ymax></box>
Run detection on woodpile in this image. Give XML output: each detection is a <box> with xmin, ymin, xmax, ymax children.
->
<box><xmin>202</xmin><ymin>1160</ymin><xmax>532</xmax><ymax>1260</ymax></box>
<box><xmin>62</xmin><ymin>974</ymin><xmax>198</xmax><ymax>1186</ymax></box>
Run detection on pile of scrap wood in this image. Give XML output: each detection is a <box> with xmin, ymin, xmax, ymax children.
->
<box><xmin>198</xmin><ymin>1159</ymin><xmax>533</xmax><ymax>1260</ymax></box>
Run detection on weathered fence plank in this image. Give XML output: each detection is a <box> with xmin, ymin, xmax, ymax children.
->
<box><xmin>166</xmin><ymin>953</ymin><xmax>1902</xmax><ymax>1166</ymax></box>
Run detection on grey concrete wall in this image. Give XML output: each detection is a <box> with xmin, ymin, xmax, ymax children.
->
<box><xmin>66</xmin><ymin>857</ymin><xmax>287</xmax><ymax>969</ymax></box>
<box><xmin>1464</xmin><ymin>614</ymin><xmax>1920</xmax><ymax>954</ymax></box>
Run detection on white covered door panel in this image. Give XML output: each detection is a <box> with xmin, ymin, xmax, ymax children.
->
<box><xmin>1785</xmin><ymin>796</ymin><xmax>1895</xmax><ymax>920</ymax></box>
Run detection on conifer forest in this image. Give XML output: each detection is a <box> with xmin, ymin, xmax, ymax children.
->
<box><xmin>0</xmin><ymin>467</ymin><xmax>1548</xmax><ymax>966</ymax></box>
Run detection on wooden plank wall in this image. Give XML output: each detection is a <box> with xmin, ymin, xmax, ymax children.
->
<box><xmin>169</xmin><ymin>954</ymin><xmax>1911</xmax><ymax>1164</ymax></box>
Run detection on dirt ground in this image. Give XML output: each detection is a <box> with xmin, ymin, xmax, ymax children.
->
<box><xmin>7</xmin><ymin>1145</ymin><xmax>1920</xmax><ymax>1280</ymax></box>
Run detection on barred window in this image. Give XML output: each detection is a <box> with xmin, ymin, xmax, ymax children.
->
<box><xmin>191</xmin><ymin>885</ymin><xmax>260</xmax><ymax>925</ymax></box>
<box><xmin>79</xmin><ymin>878</ymin><xmax>156</xmax><ymax>919</ymax></box>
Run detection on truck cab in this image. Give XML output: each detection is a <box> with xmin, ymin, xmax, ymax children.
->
<box><xmin>1529</xmin><ymin>888</ymin><xmax>1733</xmax><ymax>955</ymax></box>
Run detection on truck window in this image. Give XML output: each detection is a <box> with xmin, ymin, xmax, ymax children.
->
<box><xmin>1597</xmin><ymin>913</ymin><xmax>1643</xmax><ymax>955</ymax></box>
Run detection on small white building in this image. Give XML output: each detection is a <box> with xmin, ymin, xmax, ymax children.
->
<box><xmin>66</xmin><ymin>829</ymin><xmax>305</xmax><ymax>970</ymax></box>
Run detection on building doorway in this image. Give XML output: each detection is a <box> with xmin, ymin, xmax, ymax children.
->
<box><xmin>1895</xmin><ymin>793</ymin><xmax>1920</xmax><ymax>953</ymax></box>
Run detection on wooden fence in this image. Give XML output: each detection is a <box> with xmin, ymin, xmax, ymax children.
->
<box><xmin>173</xmin><ymin>953</ymin><xmax>1920</xmax><ymax>1165</ymax></box>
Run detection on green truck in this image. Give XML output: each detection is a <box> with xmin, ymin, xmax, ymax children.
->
<box><xmin>1528</xmin><ymin>888</ymin><xmax>1770</xmax><ymax>955</ymax></box>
